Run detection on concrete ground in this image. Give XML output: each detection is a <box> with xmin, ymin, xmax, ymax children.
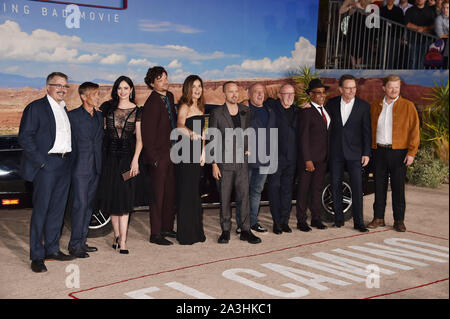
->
<box><xmin>0</xmin><ymin>184</ymin><xmax>448</xmax><ymax>300</ymax></box>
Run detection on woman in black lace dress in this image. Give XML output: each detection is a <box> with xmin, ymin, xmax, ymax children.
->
<box><xmin>97</xmin><ymin>76</ymin><xmax>144</xmax><ymax>254</ymax></box>
<box><xmin>175</xmin><ymin>75</ymin><xmax>206</xmax><ymax>245</ymax></box>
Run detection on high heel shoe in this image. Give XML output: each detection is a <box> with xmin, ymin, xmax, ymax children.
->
<box><xmin>112</xmin><ymin>236</ymin><xmax>120</xmax><ymax>251</ymax></box>
<box><xmin>119</xmin><ymin>249</ymin><xmax>129</xmax><ymax>254</ymax></box>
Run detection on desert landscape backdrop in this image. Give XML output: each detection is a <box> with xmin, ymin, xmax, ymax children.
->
<box><xmin>0</xmin><ymin>77</ymin><xmax>433</xmax><ymax>135</ymax></box>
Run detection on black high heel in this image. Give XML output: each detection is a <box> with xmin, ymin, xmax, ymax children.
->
<box><xmin>119</xmin><ymin>249</ymin><xmax>129</xmax><ymax>254</ymax></box>
<box><xmin>112</xmin><ymin>236</ymin><xmax>120</xmax><ymax>251</ymax></box>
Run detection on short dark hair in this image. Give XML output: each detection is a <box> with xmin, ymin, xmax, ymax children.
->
<box><xmin>338</xmin><ymin>74</ymin><xmax>357</xmax><ymax>87</ymax></box>
<box><xmin>223</xmin><ymin>81</ymin><xmax>238</xmax><ymax>93</ymax></box>
<box><xmin>46</xmin><ymin>72</ymin><xmax>68</xmax><ymax>84</ymax></box>
<box><xmin>144</xmin><ymin>66</ymin><xmax>167</xmax><ymax>89</ymax></box>
<box><xmin>78</xmin><ymin>82</ymin><xmax>99</xmax><ymax>97</ymax></box>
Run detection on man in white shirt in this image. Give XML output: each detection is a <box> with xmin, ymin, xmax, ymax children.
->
<box><xmin>326</xmin><ymin>74</ymin><xmax>372</xmax><ymax>232</ymax></box>
<box><xmin>368</xmin><ymin>75</ymin><xmax>420</xmax><ymax>232</ymax></box>
<box><xmin>296</xmin><ymin>79</ymin><xmax>331</xmax><ymax>232</ymax></box>
<box><xmin>19</xmin><ymin>72</ymin><xmax>75</xmax><ymax>273</ymax></box>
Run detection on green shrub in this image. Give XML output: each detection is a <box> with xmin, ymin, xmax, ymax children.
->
<box><xmin>407</xmin><ymin>146</ymin><xmax>449</xmax><ymax>188</ymax></box>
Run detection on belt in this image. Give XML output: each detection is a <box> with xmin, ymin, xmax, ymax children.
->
<box><xmin>377</xmin><ymin>143</ymin><xmax>392</xmax><ymax>149</ymax></box>
<box><xmin>49</xmin><ymin>152</ymin><xmax>71</xmax><ymax>158</ymax></box>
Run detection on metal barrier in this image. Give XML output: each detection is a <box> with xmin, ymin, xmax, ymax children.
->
<box><xmin>324</xmin><ymin>1</ymin><xmax>443</xmax><ymax>69</ymax></box>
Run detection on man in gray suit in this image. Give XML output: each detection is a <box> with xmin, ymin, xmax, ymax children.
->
<box><xmin>209</xmin><ymin>81</ymin><xmax>261</xmax><ymax>244</ymax></box>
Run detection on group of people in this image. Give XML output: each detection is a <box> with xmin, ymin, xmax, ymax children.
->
<box><xmin>18</xmin><ymin>68</ymin><xmax>420</xmax><ymax>274</ymax></box>
<box><xmin>339</xmin><ymin>0</ymin><xmax>449</xmax><ymax>68</ymax></box>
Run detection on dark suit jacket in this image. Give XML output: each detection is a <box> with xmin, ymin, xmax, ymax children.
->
<box><xmin>265</xmin><ymin>98</ymin><xmax>299</xmax><ymax>162</ymax></box>
<box><xmin>209</xmin><ymin>103</ymin><xmax>250</xmax><ymax>171</ymax></box>
<box><xmin>248</xmin><ymin>104</ymin><xmax>277</xmax><ymax>168</ymax></box>
<box><xmin>18</xmin><ymin>96</ymin><xmax>72</xmax><ymax>182</ymax></box>
<box><xmin>326</xmin><ymin>96</ymin><xmax>371</xmax><ymax>161</ymax></box>
<box><xmin>298</xmin><ymin>106</ymin><xmax>329</xmax><ymax>165</ymax></box>
<box><xmin>68</xmin><ymin>106</ymin><xmax>104</xmax><ymax>176</ymax></box>
<box><xmin>141</xmin><ymin>90</ymin><xmax>176</xmax><ymax>165</ymax></box>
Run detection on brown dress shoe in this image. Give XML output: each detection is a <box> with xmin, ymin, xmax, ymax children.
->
<box><xmin>393</xmin><ymin>220</ymin><xmax>406</xmax><ymax>232</ymax></box>
<box><xmin>367</xmin><ymin>218</ymin><xmax>386</xmax><ymax>229</ymax></box>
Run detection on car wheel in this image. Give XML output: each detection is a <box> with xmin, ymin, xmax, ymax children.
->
<box><xmin>320</xmin><ymin>173</ymin><xmax>353</xmax><ymax>223</ymax></box>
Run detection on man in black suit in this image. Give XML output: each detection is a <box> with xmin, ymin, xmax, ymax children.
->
<box><xmin>209</xmin><ymin>81</ymin><xmax>261</xmax><ymax>244</ymax></box>
<box><xmin>18</xmin><ymin>72</ymin><xmax>75</xmax><ymax>273</ymax></box>
<box><xmin>266</xmin><ymin>84</ymin><xmax>299</xmax><ymax>235</ymax></box>
<box><xmin>326</xmin><ymin>74</ymin><xmax>371</xmax><ymax>232</ymax></box>
<box><xmin>67</xmin><ymin>82</ymin><xmax>104</xmax><ymax>258</ymax></box>
<box><xmin>296</xmin><ymin>79</ymin><xmax>330</xmax><ymax>232</ymax></box>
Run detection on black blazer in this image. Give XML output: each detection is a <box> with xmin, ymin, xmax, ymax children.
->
<box><xmin>298</xmin><ymin>106</ymin><xmax>329</xmax><ymax>165</ymax></box>
<box><xmin>265</xmin><ymin>98</ymin><xmax>299</xmax><ymax>162</ymax></box>
<box><xmin>326</xmin><ymin>96</ymin><xmax>371</xmax><ymax>161</ymax></box>
<box><xmin>68</xmin><ymin>106</ymin><xmax>104</xmax><ymax>176</ymax></box>
<box><xmin>18</xmin><ymin>96</ymin><xmax>72</xmax><ymax>182</ymax></box>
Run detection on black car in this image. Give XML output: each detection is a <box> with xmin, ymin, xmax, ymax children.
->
<box><xmin>0</xmin><ymin>111</ymin><xmax>375</xmax><ymax>237</ymax></box>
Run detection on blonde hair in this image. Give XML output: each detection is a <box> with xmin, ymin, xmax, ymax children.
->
<box><xmin>382</xmin><ymin>75</ymin><xmax>402</xmax><ymax>86</ymax></box>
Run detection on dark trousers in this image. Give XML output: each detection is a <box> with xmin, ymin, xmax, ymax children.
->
<box><xmin>268</xmin><ymin>159</ymin><xmax>296</xmax><ymax>225</ymax></box>
<box><xmin>148</xmin><ymin>158</ymin><xmax>176</xmax><ymax>236</ymax></box>
<box><xmin>296</xmin><ymin>160</ymin><xmax>326</xmax><ymax>224</ymax></box>
<box><xmin>68</xmin><ymin>173</ymin><xmax>99</xmax><ymax>253</ymax></box>
<box><xmin>30</xmin><ymin>159</ymin><xmax>71</xmax><ymax>260</ymax></box>
<box><xmin>373</xmin><ymin>148</ymin><xmax>408</xmax><ymax>221</ymax></box>
<box><xmin>216</xmin><ymin>166</ymin><xmax>250</xmax><ymax>232</ymax></box>
<box><xmin>330</xmin><ymin>158</ymin><xmax>364</xmax><ymax>226</ymax></box>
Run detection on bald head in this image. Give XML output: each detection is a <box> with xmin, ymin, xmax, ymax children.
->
<box><xmin>248</xmin><ymin>83</ymin><xmax>265</xmax><ymax>107</ymax></box>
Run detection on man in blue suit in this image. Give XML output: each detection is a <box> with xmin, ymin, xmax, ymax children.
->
<box><xmin>326</xmin><ymin>74</ymin><xmax>371</xmax><ymax>232</ymax></box>
<box><xmin>67</xmin><ymin>82</ymin><xmax>103</xmax><ymax>258</ymax></box>
<box><xmin>19</xmin><ymin>72</ymin><xmax>75</xmax><ymax>273</ymax></box>
<box><xmin>266</xmin><ymin>84</ymin><xmax>299</xmax><ymax>235</ymax></box>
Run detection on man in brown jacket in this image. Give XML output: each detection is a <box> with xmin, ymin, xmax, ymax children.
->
<box><xmin>367</xmin><ymin>75</ymin><xmax>420</xmax><ymax>232</ymax></box>
<box><xmin>141</xmin><ymin>66</ymin><xmax>177</xmax><ymax>245</ymax></box>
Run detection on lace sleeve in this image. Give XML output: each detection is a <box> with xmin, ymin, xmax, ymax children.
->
<box><xmin>136</xmin><ymin>106</ymin><xmax>143</xmax><ymax>122</ymax></box>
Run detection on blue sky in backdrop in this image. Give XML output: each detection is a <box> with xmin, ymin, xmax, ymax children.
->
<box><xmin>0</xmin><ymin>0</ymin><xmax>447</xmax><ymax>87</ymax></box>
<box><xmin>0</xmin><ymin>0</ymin><xmax>318</xmax><ymax>85</ymax></box>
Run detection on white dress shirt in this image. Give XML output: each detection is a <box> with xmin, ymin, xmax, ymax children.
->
<box><xmin>311</xmin><ymin>101</ymin><xmax>331</xmax><ymax>129</ymax></box>
<box><xmin>47</xmin><ymin>94</ymin><xmax>72</xmax><ymax>153</ymax></box>
<box><xmin>340</xmin><ymin>97</ymin><xmax>355</xmax><ymax>126</ymax></box>
<box><xmin>377</xmin><ymin>96</ymin><xmax>399</xmax><ymax>145</ymax></box>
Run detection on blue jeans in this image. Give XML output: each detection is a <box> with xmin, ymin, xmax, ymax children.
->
<box><xmin>235</xmin><ymin>167</ymin><xmax>268</xmax><ymax>227</ymax></box>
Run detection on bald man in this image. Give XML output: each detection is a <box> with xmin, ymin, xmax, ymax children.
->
<box><xmin>235</xmin><ymin>83</ymin><xmax>276</xmax><ymax>234</ymax></box>
<box><xmin>265</xmin><ymin>84</ymin><xmax>299</xmax><ymax>235</ymax></box>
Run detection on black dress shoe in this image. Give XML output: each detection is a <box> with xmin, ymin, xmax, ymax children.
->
<box><xmin>311</xmin><ymin>220</ymin><xmax>328</xmax><ymax>230</ymax></box>
<box><xmin>273</xmin><ymin>224</ymin><xmax>283</xmax><ymax>235</ymax></box>
<box><xmin>31</xmin><ymin>260</ymin><xmax>47</xmax><ymax>273</ymax></box>
<box><xmin>150</xmin><ymin>234</ymin><xmax>174</xmax><ymax>245</ymax></box>
<box><xmin>251</xmin><ymin>223</ymin><xmax>267</xmax><ymax>233</ymax></box>
<box><xmin>161</xmin><ymin>230</ymin><xmax>177</xmax><ymax>238</ymax></box>
<box><xmin>281</xmin><ymin>224</ymin><xmax>292</xmax><ymax>233</ymax></box>
<box><xmin>70</xmin><ymin>251</ymin><xmax>89</xmax><ymax>258</ymax></box>
<box><xmin>82</xmin><ymin>244</ymin><xmax>98</xmax><ymax>252</ymax></box>
<box><xmin>45</xmin><ymin>251</ymin><xmax>76</xmax><ymax>261</ymax></box>
<box><xmin>354</xmin><ymin>225</ymin><xmax>369</xmax><ymax>232</ymax></box>
<box><xmin>119</xmin><ymin>249</ymin><xmax>129</xmax><ymax>254</ymax></box>
<box><xmin>333</xmin><ymin>221</ymin><xmax>345</xmax><ymax>228</ymax></box>
<box><xmin>297</xmin><ymin>222</ymin><xmax>312</xmax><ymax>232</ymax></box>
<box><xmin>218</xmin><ymin>231</ymin><xmax>230</xmax><ymax>244</ymax></box>
<box><xmin>240</xmin><ymin>231</ymin><xmax>261</xmax><ymax>244</ymax></box>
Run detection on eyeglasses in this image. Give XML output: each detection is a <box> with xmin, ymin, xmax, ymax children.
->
<box><xmin>48</xmin><ymin>83</ymin><xmax>70</xmax><ymax>89</ymax></box>
<box><xmin>311</xmin><ymin>91</ymin><xmax>327</xmax><ymax>95</ymax></box>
